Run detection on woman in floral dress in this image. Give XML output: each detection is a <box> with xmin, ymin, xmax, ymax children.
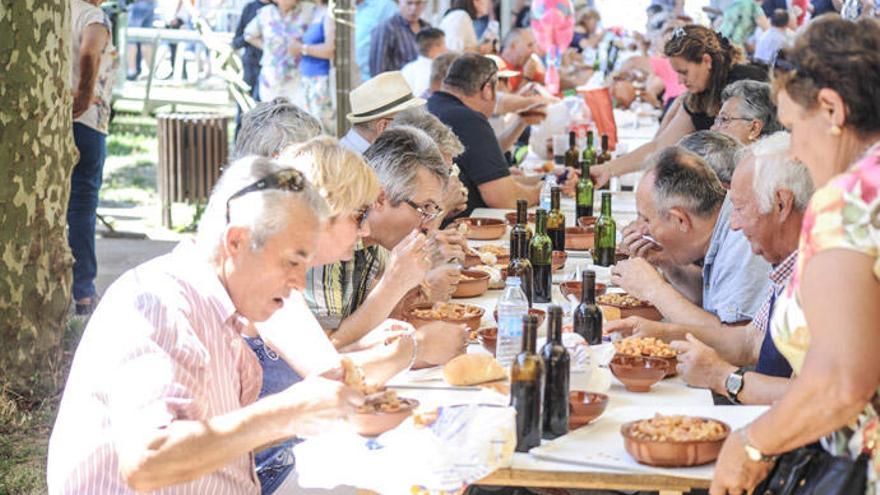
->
<box><xmin>245</xmin><ymin>0</ymin><xmax>314</xmax><ymax>107</ymax></box>
<box><xmin>711</xmin><ymin>15</ymin><xmax>880</xmax><ymax>495</ymax></box>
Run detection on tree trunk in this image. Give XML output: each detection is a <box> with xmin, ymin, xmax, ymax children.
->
<box><xmin>0</xmin><ymin>0</ymin><xmax>76</xmax><ymax>396</ymax></box>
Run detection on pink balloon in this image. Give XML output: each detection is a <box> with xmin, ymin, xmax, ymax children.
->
<box><xmin>530</xmin><ymin>0</ymin><xmax>575</xmax><ymax>51</ymax></box>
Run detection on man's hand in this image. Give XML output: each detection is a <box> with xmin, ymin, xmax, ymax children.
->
<box><xmin>431</xmin><ymin>228</ymin><xmax>467</xmax><ymax>265</ymax></box>
<box><xmin>275</xmin><ymin>376</ymin><xmax>364</xmax><ymax>438</ymax></box>
<box><xmin>414</xmin><ymin>321</ymin><xmax>467</xmax><ymax>366</ymax></box>
<box><xmin>620</xmin><ymin>221</ymin><xmax>668</xmax><ymax>266</ymax></box>
<box><xmin>610</xmin><ymin>257</ymin><xmax>667</xmax><ymax>303</ymax></box>
<box><xmin>589</xmin><ymin>163</ymin><xmax>614</xmax><ymax>188</ymax></box>
<box><xmin>421</xmin><ymin>266</ymin><xmax>461</xmax><ymax>302</ymax></box>
<box><xmin>603</xmin><ymin>316</ymin><xmax>668</xmax><ymax>339</ymax></box>
<box><xmin>560</xmin><ymin>168</ymin><xmax>579</xmax><ymax>197</ymax></box>
<box><xmin>517</xmin><ymin>103</ymin><xmax>547</xmax><ymax>126</ymax></box>
<box><xmin>441</xmin><ymin>175</ymin><xmax>468</xmax><ymax>217</ymax></box>
<box><xmin>384</xmin><ymin>230</ymin><xmax>432</xmax><ymax>291</ymax></box>
<box><xmin>671</xmin><ymin>334</ymin><xmax>736</xmax><ymax>392</ymax></box>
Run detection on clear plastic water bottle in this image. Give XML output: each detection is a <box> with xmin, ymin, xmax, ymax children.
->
<box><xmin>496</xmin><ymin>276</ymin><xmax>530</xmax><ymax>368</ymax></box>
<box><xmin>540</xmin><ymin>175</ymin><xmax>556</xmax><ymax>213</ymax></box>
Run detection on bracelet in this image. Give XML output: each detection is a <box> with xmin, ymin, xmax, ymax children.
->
<box><xmin>402</xmin><ymin>332</ymin><xmax>418</xmax><ymax>371</ymax></box>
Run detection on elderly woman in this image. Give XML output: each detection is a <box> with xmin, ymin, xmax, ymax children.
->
<box><xmin>711</xmin><ymin>16</ymin><xmax>880</xmax><ymax>495</ymax></box>
<box><xmin>711</xmin><ymin>80</ymin><xmax>783</xmax><ymax>145</ymax></box>
<box><xmin>590</xmin><ymin>25</ymin><xmax>768</xmax><ymax>187</ymax></box>
<box><xmin>245</xmin><ymin>0</ymin><xmax>313</xmax><ymax>106</ymax></box>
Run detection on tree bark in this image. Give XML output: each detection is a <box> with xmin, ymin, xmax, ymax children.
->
<box><xmin>0</xmin><ymin>0</ymin><xmax>76</xmax><ymax>396</ymax></box>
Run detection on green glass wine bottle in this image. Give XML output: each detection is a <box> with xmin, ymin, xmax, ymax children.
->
<box><xmin>594</xmin><ymin>192</ymin><xmax>617</xmax><ymax>267</ymax></box>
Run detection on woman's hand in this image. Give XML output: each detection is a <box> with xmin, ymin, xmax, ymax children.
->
<box><xmin>710</xmin><ymin>429</ymin><xmax>774</xmax><ymax>495</ymax></box>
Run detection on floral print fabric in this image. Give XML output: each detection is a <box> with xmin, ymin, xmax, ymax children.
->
<box><xmin>771</xmin><ymin>141</ymin><xmax>880</xmax><ymax>493</ymax></box>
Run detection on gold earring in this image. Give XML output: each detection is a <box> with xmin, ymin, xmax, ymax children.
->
<box><xmin>830</xmin><ymin>125</ymin><xmax>842</xmax><ymax>136</ymax></box>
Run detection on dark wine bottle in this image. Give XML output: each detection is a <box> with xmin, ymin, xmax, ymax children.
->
<box><xmin>511</xmin><ymin>199</ymin><xmax>532</xmax><ymax>245</ymax></box>
<box><xmin>511</xmin><ymin>314</ymin><xmax>544</xmax><ymax>452</ymax></box>
<box><xmin>597</xmin><ymin>134</ymin><xmax>612</xmax><ymax>165</ymax></box>
<box><xmin>573</xmin><ymin>270</ymin><xmax>603</xmax><ymax>345</ymax></box>
<box><xmin>576</xmin><ymin>157</ymin><xmax>594</xmax><ymax>220</ymax></box>
<box><xmin>564</xmin><ymin>131</ymin><xmax>580</xmax><ymax>171</ymax></box>
<box><xmin>508</xmin><ymin>229</ymin><xmax>534</xmax><ymax>307</ymax></box>
<box><xmin>594</xmin><ymin>192</ymin><xmax>617</xmax><ymax>267</ymax></box>
<box><xmin>530</xmin><ymin>209</ymin><xmax>552</xmax><ymax>303</ymax></box>
<box><xmin>541</xmin><ymin>305</ymin><xmax>570</xmax><ymax>439</ymax></box>
<box><xmin>547</xmin><ymin>187</ymin><xmax>566</xmax><ymax>252</ymax></box>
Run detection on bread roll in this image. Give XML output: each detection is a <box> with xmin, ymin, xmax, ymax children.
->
<box><xmin>443</xmin><ymin>354</ymin><xmax>507</xmax><ymax>386</ymax></box>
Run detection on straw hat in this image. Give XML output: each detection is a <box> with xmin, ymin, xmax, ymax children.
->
<box><xmin>347</xmin><ymin>72</ymin><xmax>426</xmax><ymax>123</ymax></box>
<box><xmin>486</xmin><ymin>55</ymin><xmax>521</xmax><ymax>79</ymax></box>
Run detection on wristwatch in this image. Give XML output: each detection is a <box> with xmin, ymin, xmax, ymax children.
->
<box><xmin>724</xmin><ymin>367</ymin><xmax>746</xmax><ymax>404</ymax></box>
<box><xmin>740</xmin><ymin>429</ymin><xmax>777</xmax><ymax>463</ymax></box>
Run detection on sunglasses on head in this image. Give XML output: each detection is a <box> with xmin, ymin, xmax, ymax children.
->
<box><xmin>226</xmin><ymin>169</ymin><xmax>305</xmax><ymax>223</ymax></box>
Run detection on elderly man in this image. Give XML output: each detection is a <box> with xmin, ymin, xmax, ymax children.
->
<box><xmin>47</xmin><ymin>157</ymin><xmax>362</xmax><ymax>493</ymax></box>
<box><xmin>341</xmin><ymin>71</ymin><xmax>426</xmax><ymax>155</ymax></box>
<box><xmin>233</xmin><ymin>97</ymin><xmax>322</xmax><ymax>159</ymax></box>
<box><xmin>306</xmin><ymin>126</ymin><xmax>463</xmax><ymax>351</ymax></box>
<box><xmin>392</xmin><ymin>108</ymin><xmax>468</xmax><ymax>219</ymax></box>
<box><xmin>608</xmin><ymin>133</ymin><xmax>813</xmax><ymax>405</ymax></box>
<box><xmin>612</xmin><ymin>146</ymin><xmax>771</xmax><ymax>326</ymax></box>
<box><xmin>428</xmin><ymin>54</ymin><xmax>544</xmax><ymax>217</ymax></box>
<box><xmin>678</xmin><ymin>130</ymin><xmax>742</xmax><ymax>187</ymax></box>
<box><xmin>368</xmin><ymin>0</ymin><xmax>429</xmax><ymax>75</ymax></box>
<box><xmin>710</xmin><ymin>80</ymin><xmax>782</xmax><ymax>145</ymax></box>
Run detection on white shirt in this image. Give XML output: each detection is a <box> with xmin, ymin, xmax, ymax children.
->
<box><xmin>401</xmin><ymin>55</ymin><xmax>434</xmax><ymax>98</ymax></box>
<box><xmin>439</xmin><ymin>9</ymin><xmax>477</xmax><ymax>52</ymax></box>
<box><xmin>340</xmin><ymin>128</ymin><xmax>373</xmax><ymax>155</ymax></box>
<box><xmin>70</xmin><ymin>0</ymin><xmax>118</xmax><ymax>134</ymax></box>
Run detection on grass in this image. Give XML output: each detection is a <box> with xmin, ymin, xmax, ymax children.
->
<box><xmin>0</xmin><ymin>317</ymin><xmax>87</xmax><ymax>495</ymax></box>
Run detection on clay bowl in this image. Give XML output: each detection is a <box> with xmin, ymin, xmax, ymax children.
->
<box><xmin>456</xmin><ymin>217</ymin><xmax>507</xmax><ymax>240</ymax></box>
<box><xmin>477</xmin><ymin>326</ymin><xmax>498</xmax><ymax>355</ymax></box>
<box><xmin>621</xmin><ymin>418</ymin><xmax>731</xmax><ymax>467</ymax></box>
<box><xmin>453</xmin><ymin>270</ymin><xmax>491</xmax><ymax>298</ymax></box>
<box><xmin>493</xmin><ymin>307</ymin><xmax>546</xmax><ymax>329</ymax></box>
<box><xmin>565</xmin><ymin>227</ymin><xmax>595</xmax><ymax>251</ymax></box>
<box><xmin>405</xmin><ymin>303</ymin><xmax>485</xmax><ymax>332</ymax></box>
<box><xmin>551</xmin><ymin>250</ymin><xmax>567</xmax><ymax>272</ymax></box>
<box><xmin>350</xmin><ymin>398</ymin><xmax>419</xmax><ymax>437</ymax></box>
<box><xmin>504</xmin><ymin>211</ymin><xmax>536</xmax><ymax>225</ymax></box>
<box><xmin>577</xmin><ymin>216</ymin><xmax>598</xmax><ymax>228</ymax></box>
<box><xmin>559</xmin><ymin>281</ymin><xmax>607</xmax><ymax>300</ymax></box>
<box><xmin>609</xmin><ymin>354</ymin><xmax>668</xmax><ymax>393</ymax></box>
<box><xmin>597</xmin><ymin>294</ymin><xmax>664</xmax><ymax>322</ymax></box>
<box><xmin>569</xmin><ymin>392</ymin><xmax>609</xmax><ymax>429</ymax></box>
<box><xmin>464</xmin><ymin>247</ymin><xmax>510</xmax><ymax>268</ymax></box>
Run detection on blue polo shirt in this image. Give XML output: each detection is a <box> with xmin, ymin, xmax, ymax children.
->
<box><xmin>701</xmin><ymin>196</ymin><xmax>772</xmax><ymax>323</ymax></box>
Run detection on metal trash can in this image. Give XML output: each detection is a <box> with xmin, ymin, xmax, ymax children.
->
<box><xmin>156</xmin><ymin>113</ymin><xmax>228</xmax><ymax>228</ymax></box>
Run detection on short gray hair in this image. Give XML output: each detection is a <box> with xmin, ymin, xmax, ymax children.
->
<box><xmin>363</xmin><ymin>126</ymin><xmax>449</xmax><ymax>205</ymax></box>
<box><xmin>649</xmin><ymin>146</ymin><xmax>726</xmax><ymax>218</ymax></box>
<box><xmin>392</xmin><ymin>108</ymin><xmax>465</xmax><ymax>158</ymax></box>
<box><xmin>677</xmin><ymin>130</ymin><xmax>742</xmax><ymax>184</ymax></box>
<box><xmin>234</xmin><ymin>98</ymin><xmax>322</xmax><ymax>159</ymax></box>
<box><xmin>196</xmin><ymin>156</ymin><xmax>329</xmax><ymax>261</ymax></box>
<box><xmin>746</xmin><ymin>132</ymin><xmax>814</xmax><ymax>214</ymax></box>
<box><xmin>721</xmin><ymin>81</ymin><xmax>783</xmax><ymax>137</ymax></box>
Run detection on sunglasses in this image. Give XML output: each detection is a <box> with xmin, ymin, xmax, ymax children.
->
<box><xmin>353</xmin><ymin>205</ymin><xmax>371</xmax><ymax>229</ymax></box>
<box><xmin>226</xmin><ymin>169</ymin><xmax>305</xmax><ymax>223</ymax></box>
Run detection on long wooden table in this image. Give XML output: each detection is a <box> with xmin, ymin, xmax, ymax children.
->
<box><xmin>439</xmin><ymin>196</ymin><xmax>715</xmax><ymax>495</ymax></box>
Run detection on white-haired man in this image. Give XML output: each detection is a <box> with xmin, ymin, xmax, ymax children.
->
<box><xmin>607</xmin><ymin>133</ymin><xmax>814</xmax><ymax>405</ymax></box>
<box><xmin>47</xmin><ymin>157</ymin><xmax>363</xmax><ymax>494</ymax></box>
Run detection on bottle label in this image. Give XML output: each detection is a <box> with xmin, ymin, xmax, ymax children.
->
<box><xmin>498</xmin><ymin>314</ymin><xmax>524</xmax><ymax>340</ymax></box>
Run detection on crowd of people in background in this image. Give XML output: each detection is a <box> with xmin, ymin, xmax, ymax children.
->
<box><xmin>59</xmin><ymin>0</ymin><xmax>880</xmax><ymax>494</ymax></box>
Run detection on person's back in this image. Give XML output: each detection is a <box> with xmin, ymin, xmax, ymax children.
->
<box><xmin>355</xmin><ymin>0</ymin><xmax>398</xmax><ymax>80</ymax></box>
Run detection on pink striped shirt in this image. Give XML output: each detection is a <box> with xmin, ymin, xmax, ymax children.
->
<box><xmin>47</xmin><ymin>242</ymin><xmax>263</xmax><ymax>494</ymax></box>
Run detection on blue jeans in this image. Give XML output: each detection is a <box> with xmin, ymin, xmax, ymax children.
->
<box><xmin>68</xmin><ymin>123</ymin><xmax>106</xmax><ymax>301</ymax></box>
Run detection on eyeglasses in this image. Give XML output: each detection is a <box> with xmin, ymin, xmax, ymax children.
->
<box><xmin>402</xmin><ymin>199</ymin><xmax>442</xmax><ymax>224</ymax></box>
<box><xmin>226</xmin><ymin>169</ymin><xmax>305</xmax><ymax>223</ymax></box>
<box><xmin>713</xmin><ymin>115</ymin><xmax>753</xmax><ymax>127</ymax></box>
<box><xmin>353</xmin><ymin>205</ymin><xmax>371</xmax><ymax>229</ymax></box>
